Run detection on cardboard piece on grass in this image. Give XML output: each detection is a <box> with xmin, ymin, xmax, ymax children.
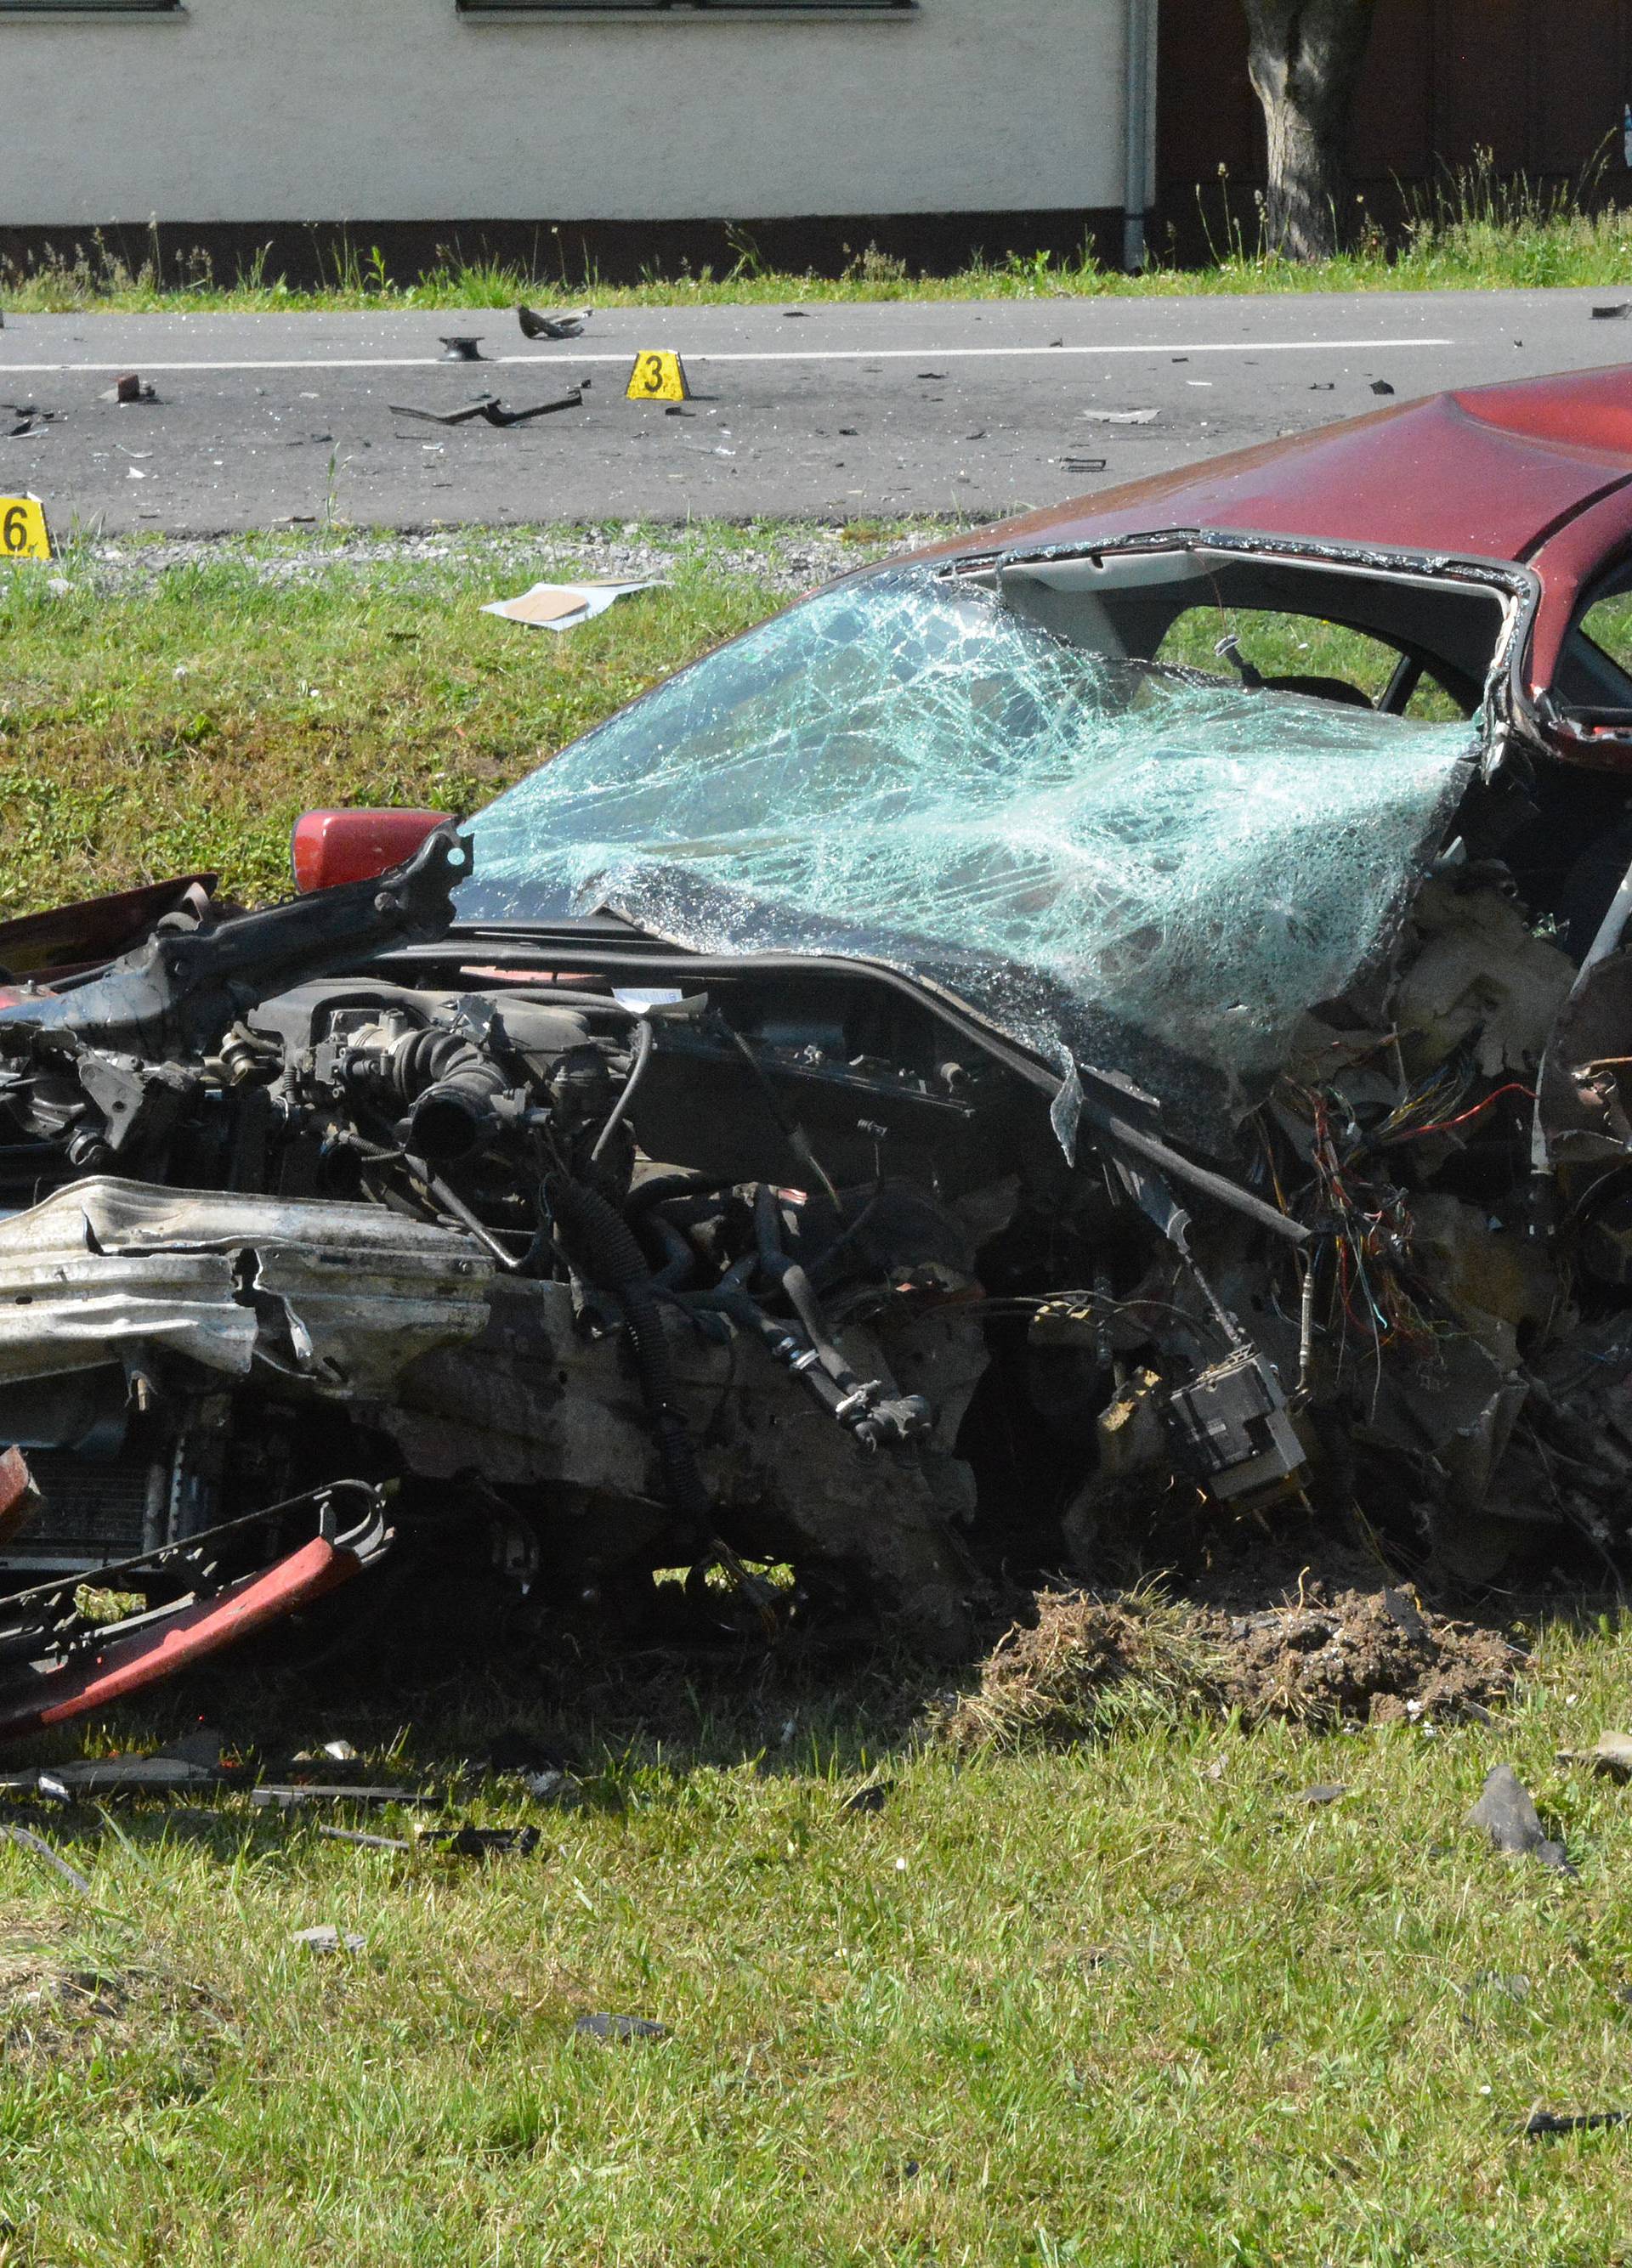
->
<box><xmin>0</xmin><ymin>495</ymin><xmax>52</xmax><ymax>562</ymax></box>
<box><xmin>625</xmin><ymin>350</ymin><xmax>691</xmax><ymax>403</ymax></box>
<box><xmin>482</xmin><ymin>579</ymin><xmax>661</xmax><ymax>634</ymax></box>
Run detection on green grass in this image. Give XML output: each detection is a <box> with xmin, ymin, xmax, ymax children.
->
<box><xmin>0</xmin><ymin>1612</ymin><xmax>1630</xmax><ymax>2266</ymax></box>
<box><xmin>9</xmin><ymin>160</ymin><xmax>1632</xmax><ymax>313</ymax></box>
<box><xmin>0</xmin><ymin>527</ymin><xmax>849</xmax><ymax>917</ymax></box>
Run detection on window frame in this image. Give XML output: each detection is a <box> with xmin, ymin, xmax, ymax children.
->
<box><xmin>0</xmin><ymin>0</ymin><xmax>180</xmax><ymax>14</ymax></box>
<box><xmin>456</xmin><ymin>0</ymin><xmax>914</xmax><ymax>15</ymax></box>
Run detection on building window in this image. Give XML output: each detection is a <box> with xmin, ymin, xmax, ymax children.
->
<box><xmin>0</xmin><ymin>1</ymin><xmax>180</xmax><ymax>11</ymax></box>
<box><xmin>459</xmin><ymin>2</ymin><xmax>913</xmax><ymax>14</ymax></box>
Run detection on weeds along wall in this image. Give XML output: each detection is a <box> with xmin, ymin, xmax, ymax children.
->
<box><xmin>0</xmin><ymin>0</ymin><xmax>1128</xmax><ymax>237</ymax></box>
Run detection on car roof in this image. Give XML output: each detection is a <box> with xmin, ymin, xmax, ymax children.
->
<box><xmin>963</xmin><ymin>363</ymin><xmax>1632</xmax><ymax>573</ymax></box>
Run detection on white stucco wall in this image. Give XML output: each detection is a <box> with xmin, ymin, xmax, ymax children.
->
<box><xmin>0</xmin><ymin>0</ymin><xmax>1130</xmax><ymax>224</ymax></box>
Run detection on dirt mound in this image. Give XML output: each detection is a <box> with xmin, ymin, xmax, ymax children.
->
<box><xmin>941</xmin><ymin>1580</ymin><xmax>1526</xmax><ymax>1751</ymax></box>
<box><xmin>1216</xmin><ymin>1582</ymin><xmax>1524</xmax><ymax>1726</ymax></box>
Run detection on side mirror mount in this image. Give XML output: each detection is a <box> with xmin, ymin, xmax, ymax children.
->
<box><xmin>292</xmin><ymin>808</ymin><xmax>450</xmax><ymax>895</ymax></box>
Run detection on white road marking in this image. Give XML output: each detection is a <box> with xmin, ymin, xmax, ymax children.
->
<box><xmin>0</xmin><ymin>336</ymin><xmax>1455</xmax><ymax>376</ymax></box>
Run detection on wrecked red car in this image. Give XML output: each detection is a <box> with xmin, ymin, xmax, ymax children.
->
<box><xmin>4</xmin><ymin>360</ymin><xmax>1632</xmax><ymax>1725</ymax></box>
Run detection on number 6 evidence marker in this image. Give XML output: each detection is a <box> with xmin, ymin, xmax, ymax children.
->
<box><xmin>0</xmin><ymin>495</ymin><xmax>51</xmax><ymax>562</ymax></box>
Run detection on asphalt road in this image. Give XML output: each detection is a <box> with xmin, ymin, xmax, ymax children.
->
<box><xmin>1</xmin><ymin>289</ymin><xmax>1627</xmax><ymax>534</ymax></box>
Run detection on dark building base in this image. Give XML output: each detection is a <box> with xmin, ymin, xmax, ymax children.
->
<box><xmin>0</xmin><ymin>210</ymin><xmax>1125</xmax><ymax>293</ymax></box>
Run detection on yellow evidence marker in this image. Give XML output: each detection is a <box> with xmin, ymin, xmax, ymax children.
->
<box><xmin>0</xmin><ymin>495</ymin><xmax>52</xmax><ymax>561</ymax></box>
<box><xmin>625</xmin><ymin>350</ymin><xmax>691</xmax><ymax>404</ymax></box>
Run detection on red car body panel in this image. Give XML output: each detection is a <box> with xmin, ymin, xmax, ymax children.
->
<box><xmin>972</xmin><ymin>365</ymin><xmax>1632</xmax><ymax>580</ymax></box>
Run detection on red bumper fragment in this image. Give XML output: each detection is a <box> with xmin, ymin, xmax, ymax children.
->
<box><xmin>0</xmin><ymin>1482</ymin><xmax>392</xmax><ymax>1741</ymax></box>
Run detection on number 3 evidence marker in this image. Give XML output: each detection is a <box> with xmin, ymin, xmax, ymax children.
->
<box><xmin>624</xmin><ymin>351</ymin><xmax>691</xmax><ymax>404</ymax></box>
<box><xmin>0</xmin><ymin>496</ymin><xmax>52</xmax><ymax>562</ymax></box>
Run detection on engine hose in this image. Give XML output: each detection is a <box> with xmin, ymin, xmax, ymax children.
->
<box><xmin>626</xmin><ymin>1170</ymin><xmax>731</xmax><ymax>1220</ymax></box>
<box><xmin>547</xmin><ymin>1176</ymin><xmax>712</xmax><ymax>1531</ymax></box>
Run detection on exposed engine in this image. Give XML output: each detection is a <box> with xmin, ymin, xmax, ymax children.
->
<box><xmin>3</xmin><ymin>809</ymin><xmax>1632</xmax><ymax>1727</ymax></box>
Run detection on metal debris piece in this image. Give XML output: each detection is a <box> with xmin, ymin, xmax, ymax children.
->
<box><xmin>1291</xmin><ymin>1783</ymin><xmax>1349</xmax><ymax>1806</ymax></box>
<box><xmin>517</xmin><ymin>303</ymin><xmax>592</xmax><ymax>342</ymax></box>
<box><xmin>102</xmin><ymin>374</ymin><xmax>156</xmax><ymax>404</ymax></box>
<box><xmin>1370</xmin><ymin>380</ymin><xmax>1397</xmax><ymax>395</ymax></box>
<box><xmin>0</xmin><ymin>1482</ymin><xmax>391</xmax><ymax>1745</ymax></box>
<box><xmin>418</xmin><ymin>1824</ymin><xmax>542</xmax><ymax>1858</ymax></box>
<box><xmin>6</xmin><ymin>1824</ymin><xmax>92</xmax><ymax>1896</ymax></box>
<box><xmin>252</xmin><ymin>1784</ymin><xmax>432</xmax><ymax>1810</ymax></box>
<box><xmin>1059</xmin><ymin>456</ymin><xmax>1108</xmax><ymax>472</ymax></box>
<box><xmin>575</xmin><ymin>2011</ymin><xmax>668</xmax><ymax>2043</ymax></box>
<box><xmin>1557</xmin><ymin>1730</ymin><xmax>1632</xmax><ymax>1782</ymax></box>
<box><xmin>439</xmin><ymin>337</ymin><xmax>486</xmax><ymax>362</ymax></box>
<box><xmin>841</xmin><ymin>1783</ymin><xmax>893</xmax><ymax>1815</ymax></box>
<box><xmin>1464</xmin><ymin>1764</ymin><xmax>1574</xmax><ymax>1872</ymax></box>
<box><xmin>523</xmin><ymin>1770</ymin><xmax>576</xmax><ymax>1805</ymax></box>
<box><xmin>1517</xmin><ymin>2106</ymin><xmax>1627</xmax><ymax>2138</ymax></box>
<box><xmin>292</xmin><ymin>1924</ymin><xmax>367</xmax><ymax>1954</ymax></box>
<box><xmin>316</xmin><ymin>1825</ymin><xmax>412</xmax><ymax>1852</ymax></box>
<box><xmin>1380</xmin><ymin>1587</ymin><xmax>1430</xmax><ymax>1647</ymax></box>
<box><xmin>160</xmin><ymin>1728</ymin><xmax>225</xmax><ymax>1770</ymax></box>
<box><xmin>11</xmin><ymin>1758</ymin><xmax>220</xmax><ymax>1796</ymax></box>
<box><xmin>1591</xmin><ymin>304</ymin><xmax>1632</xmax><ymax>320</ymax></box>
<box><xmin>1080</xmin><ymin>409</ymin><xmax>1159</xmax><ymax>425</ymax></box>
<box><xmin>389</xmin><ymin>387</ymin><xmax>584</xmax><ymax>429</ymax></box>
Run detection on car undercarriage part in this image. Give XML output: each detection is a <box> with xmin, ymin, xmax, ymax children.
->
<box><xmin>0</xmin><ymin>1479</ymin><xmax>391</xmax><ymax>1739</ymax></box>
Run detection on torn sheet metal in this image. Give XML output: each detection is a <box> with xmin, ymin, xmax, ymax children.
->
<box><xmin>0</xmin><ymin>1179</ymin><xmax>492</xmax><ymax>1395</ymax></box>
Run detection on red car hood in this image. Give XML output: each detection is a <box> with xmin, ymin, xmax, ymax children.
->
<box><xmin>971</xmin><ymin>364</ymin><xmax>1632</xmax><ymax>571</ymax></box>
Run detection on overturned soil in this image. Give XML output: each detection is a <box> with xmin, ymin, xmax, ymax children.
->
<box><xmin>942</xmin><ymin>1577</ymin><xmax>1527</xmax><ymax>1752</ymax></box>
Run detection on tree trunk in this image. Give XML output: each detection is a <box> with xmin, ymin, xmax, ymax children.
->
<box><xmin>1241</xmin><ymin>0</ymin><xmax>1379</xmax><ymax>261</ymax></box>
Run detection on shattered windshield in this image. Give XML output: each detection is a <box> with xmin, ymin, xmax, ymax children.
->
<box><xmin>456</xmin><ymin>566</ymin><xmax>1479</xmax><ymax>1141</ymax></box>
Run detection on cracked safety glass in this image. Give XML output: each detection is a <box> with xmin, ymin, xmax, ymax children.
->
<box><xmin>457</xmin><ymin>568</ymin><xmax>1479</xmax><ymax>1144</ymax></box>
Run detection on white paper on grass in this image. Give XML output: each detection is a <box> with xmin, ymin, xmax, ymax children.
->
<box><xmin>481</xmin><ymin>580</ymin><xmax>662</xmax><ymax>633</ymax></box>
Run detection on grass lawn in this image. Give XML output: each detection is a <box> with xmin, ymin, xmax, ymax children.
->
<box><xmin>0</xmin><ymin>1614</ymin><xmax>1630</xmax><ymax>2266</ymax></box>
<box><xmin>1</xmin><ymin>531</ymin><xmax>1630</xmax><ymax>2264</ymax></box>
<box><xmin>0</xmin><ymin>525</ymin><xmax>876</xmax><ymax>918</ymax></box>
<box><xmin>8</xmin><ymin>168</ymin><xmax>1632</xmax><ymax>314</ymax></box>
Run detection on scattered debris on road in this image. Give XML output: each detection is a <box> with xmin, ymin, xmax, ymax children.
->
<box><xmin>102</xmin><ymin>374</ymin><xmax>157</xmax><ymax>406</ymax></box>
<box><xmin>1080</xmin><ymin>409</ymin><xmax>1159</xmax><ymax>425</ymax></box>
<box><xmin>388</xmin><ymin>387</ymin><xmax>585</xmax><ymax>429</ymax></box>
<box><xmin>518</xmin><ymin>303</ymin><xmax>592</xmax><ymax>342</ymax></box>
<box><xmin>439</xmin><ymin>337</ymin><xmax>486</xmax><ymax>363</ymax></box>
